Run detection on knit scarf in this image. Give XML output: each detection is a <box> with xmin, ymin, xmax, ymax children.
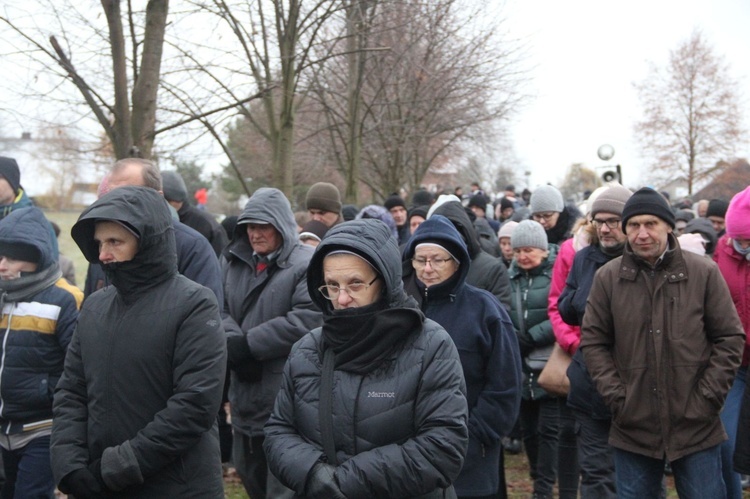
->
<box><xmin>322</xmin><ymin>301</ymin><xmax>424</xmax><ymax>374</ymax></box>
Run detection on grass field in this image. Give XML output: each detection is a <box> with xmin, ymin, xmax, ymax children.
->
<box><xmin>45</xmin><ymin>209</ymin><xmax>89</xmax><ymax>286</ymax></box>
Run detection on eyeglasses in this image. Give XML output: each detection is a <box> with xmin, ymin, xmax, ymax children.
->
<box><xmin>411</xmin><ymin>256</ymin><xmax>456</xmax><ymax>270</ymax></box>
<box><xmin>592</xmin><ymin>218</ymin><xmax>621</xmax><ymax>230</ymax></box>
<box><xmin>318</xmin><ymin>276</ymin><xmax>378</xmax><ymax>300</ymax></box>
<box><xmin>532</xmin><ymin>212</ymin><xmax>557</xmax><ymax>222</ymax></box>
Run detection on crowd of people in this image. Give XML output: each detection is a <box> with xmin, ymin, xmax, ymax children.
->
<box><xmin>0</xmin><ymin>152</ymin><xmax>748</xmax><ymax>499</ymax></box>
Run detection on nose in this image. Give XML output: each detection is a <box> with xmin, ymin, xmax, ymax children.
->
<box><xmin>0</xmin><ymin>257</ymin><xmax>7</xmax><ymax>270</ymax></box>
<box><xmin>99</xmin><ymin>245</ymin><xmax>113</xmax><ymax>263</ymax></box>
<box><xmin>337</xmin><ymin>288</ymin><xmax>353</xmax><ymax>306</ymax></box>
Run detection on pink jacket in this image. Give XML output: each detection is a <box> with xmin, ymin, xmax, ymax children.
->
<box><xmin>549</xmin><ymin>238</ymin><xmax>581</xmax><ymax>354</ymax></box>
<box><xmin>714</xmin><ymin>235</ymin><xmax>750</xmax><ymax>366</ymax></box>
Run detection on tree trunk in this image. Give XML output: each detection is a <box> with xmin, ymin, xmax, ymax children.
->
<box><xmin>343</xmin><ymin>0</ymin><xmax>368</xmax><ymax>205</ymax></box>
<box><xmin>101</xmin><ymin>0</ymin><xmax>133</xmax><ymax>159</ymax></box>
<box><xmin>132</xmin><ymin>0</ymin><xmax>168</xmax><ymax>159</ymax></box>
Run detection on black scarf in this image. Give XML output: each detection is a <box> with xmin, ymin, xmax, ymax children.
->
<box><xmin>322</xmin><ymin>301</ymin><xmax>424</xmax><ymax>374</ymax></box>
<box><xmin>546</xmin><ymin>208</ymin><xmax>572</xmax><ymax>245</ymax></box>
<box><xmin>0</xmin><ymin>263</ymin><xmax>62</xmax><ymax>311</ymax></box>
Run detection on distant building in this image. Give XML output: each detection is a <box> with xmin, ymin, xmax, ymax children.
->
<box><xmin>0</xmin><ymin>131</ymin><xmax>104</xmax><ymax>206</ymax></box>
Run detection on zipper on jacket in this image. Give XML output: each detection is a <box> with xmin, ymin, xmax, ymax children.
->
<box><xmin>0</xmin><ymin>305</ymin><xmax>15</xmax><ymax>423</ymax></box>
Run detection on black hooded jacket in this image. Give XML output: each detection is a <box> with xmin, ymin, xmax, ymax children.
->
<box><xmin>51</xmin><ymin>186</ymin><xmax>226</xmax><ymax>498</ymax></box>
<box><xmin>264</xmin><ymin>219</ymin><xmax>468</xmax><ymax>498</ymax></box>
<box><xmin>430</xmin><ymin>201</ymin><xmax>511</xmax><ymax>309</ymax></box>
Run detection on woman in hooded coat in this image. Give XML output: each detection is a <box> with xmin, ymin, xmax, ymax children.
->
<box><xmin>264</xmin><ymin>219</ymin><xmax>468</xmax><ymax>498</ymax></box>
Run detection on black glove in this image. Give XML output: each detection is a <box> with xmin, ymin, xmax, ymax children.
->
<box><xmin>58</xmin><ymin>468</ymin><xmax>102</xmax><ymax>499</ymax></box>
<box><xmin>517</xmin><ymin>330</ymin><xmax>534</xmax><ymax>356</ymax></box>
<box><xmin>234</xmin><ymin>360</ymin><xmax>264</xmax><ymax>383</ymax></box>
<box><xmin>226</xmin><ymin>333</ymin><xmax>253</xmax><ymax>369</ymax></box>
<box><xmin>88</xmin><ymin>458</ymin><xmax>108</xmax><ymax>491</ymax></box>
<box><xmin>306</xmin><ymin>462</ymin><xmax>346</xmax><ymax>499</ymax></box>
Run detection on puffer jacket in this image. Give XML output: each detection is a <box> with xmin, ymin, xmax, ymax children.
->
<box><xmin>581</xmin><ymin>234</ymin><xmax>745</xmax><ymax>461</ymax></box>
<box><xmin>508</xmin><ymin>244</ymin><xmax>559</xmax><ymax>400</ymax></box>
<box><xmin>402</xmin><ymin>215</ymin><xmax>522</xmax><ymax>497</ymax></box>
<box><xmin>222</xmin><ymin>188</ymin><xmax>322</xmax><ymax>437</ymax></box>
<box><xmin>0</xmin><ymin>207</ymin><xmax>82</xmax><ymax>434</ymax></box>
<box><xmin>264</xmin><ymin>218</ymin><xmax>469</xmax><ymax>498</ymax></box>
<box><xmin>52</xmin><ymin>186</ymin><xmax>226</xmax><ymax>498</ymax></box>
<box><xmin>549</xmin><ymin>238</ymin><xmax>581</xmax><ymax>354</ymax></box>
<box><xmin>714</xmin><ymin>235</ymin><xmax>750</xmax><ymax>366</ymax></box>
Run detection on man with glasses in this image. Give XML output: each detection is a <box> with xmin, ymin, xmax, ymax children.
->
<box><xmin>222</xmin><ymin>188</ymin><xmax>322</xmax><ymax>499</ymax></box>
<box><xmin>558</xmin><ymin>184</ymin><xmax>632</xmax><ymax>498</ymax></box>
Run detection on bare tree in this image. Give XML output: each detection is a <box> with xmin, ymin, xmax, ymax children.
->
<box><xmin>1</xmin><ymin>1</ymin><xmax>268</xmax><ymax>169</ymax></box>
<box><xmin>634</xmin><ymin>29</ymin><xmax>746</xmax><ymax>194</ymax></box>
<box><xmin>559</xmin><ymin>163</ymin><xmax>599</xmax><ymax>202</ymax></box>
<box><xmin>181</xmin><ymin>0</ymin><xmax>344</xmax><ymax>198</ymax></box>
<box><xmin>310</xmin><ymin>0</ymin><xmax>526</xmax><ymax>202</ymax></box>
<box><xmin>1</xmin><ymin>1</ymin><xmax>169</xmax><ymax>159</ymax></box>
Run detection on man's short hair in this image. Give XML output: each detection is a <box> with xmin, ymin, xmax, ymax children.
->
<box><xmin>111</xmin><ymin>158</ymin><xmax>163</xmax><ymax>191</ymax></box>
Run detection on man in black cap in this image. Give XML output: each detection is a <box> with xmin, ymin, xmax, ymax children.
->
<box><xmin>705</xmin><ymin>198</ymin><xmax>729</xmax><ymax>238</ymax></box>
<box><xmin>162</xmin><ymin>171</ymin><xmax>228</xmax><ymax>256</ymax></box>
<box><xmin>305</xmin><ymin>182</ymin><xmax>343</xmax><ymax>229</ymax></box>
<box><xmin>384</xmin><ymin>194</ymin><xmax>410</xmax><ymax>245</ymax></box>
<box><xmin>0</xmin><ymin>157</ymin><xmax>33</xmax><ymax>219</ymax></box>
<box><xmin>581</xmin><ymin>187</ymin><xmax>744</xmax><ymax>498</ymax></box>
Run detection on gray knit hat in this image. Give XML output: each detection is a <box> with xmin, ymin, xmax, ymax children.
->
<box><xmin>511</xmin><ymin>220</ymin><xmax>548</xmax><ymax>250</ymax></box>
<box><xmin>305</xmin><ymin>182</ymin><xmax>342</xmax><ymax>213</ymax></box>
<box><xmin>161</xmin><ymin>171</ymin><xmax>189</xmax><ymax>202</ymax></box>
<box><xmin>591</xmin><ymin>184</ymin><xmax>632</xmax><ymax>217</ymax></box>
<box><xmin>530</xmin><ymin>185</ymin><xmax>564</xmax><ymax>214</ymax></box>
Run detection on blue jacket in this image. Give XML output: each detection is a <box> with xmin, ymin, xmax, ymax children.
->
<box><xmin>403</xmin><ymin>215</ymin><xmax>522</xmax><ymax>497</ymax></box>
<box><xmin>0</xmin><ymin>207</ymin><xmax>82</xmax><ymax>433</ymax></box>
<box><xmin>559</xmin><ymin>244</ymin><xmax>619</xmax><ymax>419</ymax></box>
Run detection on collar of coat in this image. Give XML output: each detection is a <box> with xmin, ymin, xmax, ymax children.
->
<box><xmin>619</xmin><ymin>233</ymin><xmax>688</xmax><ymax>283</ymax></box>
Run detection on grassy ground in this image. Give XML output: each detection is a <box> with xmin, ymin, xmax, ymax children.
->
<box><xmin>220</xmin><ymin>450</ymin><xmax>690</xmax><ymax>498</ymax></box>
<box><xmin>45</xmin><ymin>209</ymin><xmax>89</xmax><ymax>286</ymax></box>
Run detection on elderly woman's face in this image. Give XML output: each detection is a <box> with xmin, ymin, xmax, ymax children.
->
<box><xmin>412</xmin><ymin>246</ymin><xmax>459</xmax><ymax>288</ymax></box>
<box><xmin>513</xmin><ymin>247</ymin><xmax>548</xmax><ymax>270</ymax></box>
<box><xmin>322</xmin><ymin>254</ymin><xmax>382</xmax><ymax>310</ymax></box>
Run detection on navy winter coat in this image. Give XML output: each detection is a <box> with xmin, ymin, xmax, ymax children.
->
<box><xmin>403</xmin><ymin>215</ymin><xmax>522</xmax><ymax>497</ymax></box>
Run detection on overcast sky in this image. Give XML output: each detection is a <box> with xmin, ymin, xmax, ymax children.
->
<box><xmin>500</xmin><ymin>0</ymin><xmax>750</xmax><ymax>190</ymax></box>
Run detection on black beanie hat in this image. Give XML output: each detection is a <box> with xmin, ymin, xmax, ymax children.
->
<box><xmin>0</xmin><ymin>157</ymin><xmax>21</xmax><ymax>194</ymax></box>
<box><xmin>383</xmin><ymin>194</ymin><xmax>406</xmax><ymax>211</ymax></box>
<box><xmin>621</xmin><ymin>187</ymin><xmax>676</xmax><ymax>229</ymax></box>
<box><xmin>468</xmin><ymin>194</ymin><xmax>488</xmax><ymax>211</ymax></box>
<box><xmin>410</xmin><ymin>189</ymin><xmax>433</xmax><ymax>207</ymax></box>
<box><xmin>706</xmin><ymin>199</ymin><xmax>729</xmax><ymax>219</ymax></box>
<box><xmin>499</xmin><ymin>197</ymin><xmax>514</xmax><ymax>211</ymax></box>
<box><xmin>0</xmin><ymin>241</ymin><xmax>41</xmax><ymax>264</ymax></box>
<box><xmin>407</xmin><ymin>205</ymin><xmax>429</xmax><ymax>221</ymax></box>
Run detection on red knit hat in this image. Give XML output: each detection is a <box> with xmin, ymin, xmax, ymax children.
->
<box><xmin>725</xmin><ymin>186</ymin><xmax>750</xmax><ymax>239</ymax></box>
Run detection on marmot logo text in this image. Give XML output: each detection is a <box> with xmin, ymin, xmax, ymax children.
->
<box><xmin>368</xmin><ymin>391</ymin><xmax>395</xmax><ymax>398</ymax></box>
